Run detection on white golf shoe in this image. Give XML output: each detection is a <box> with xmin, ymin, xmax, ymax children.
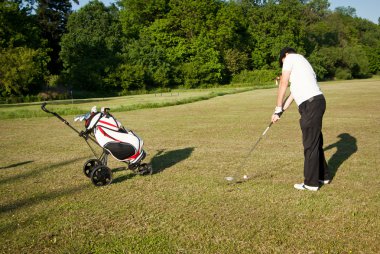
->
<box><xmin>294</xmin><ymin>183</ymin><xmax>319</xmax><ymax>191</ymax></box>
<box><xmin>319</xmin><ymin>179</ymin><xmax>331</xmax><ymax>184</ymax></box>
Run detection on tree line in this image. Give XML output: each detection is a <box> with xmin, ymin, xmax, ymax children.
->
<box><xmin>1</xmin><ymin>0</ymin><xmax>380</xmax><ymax>102</ymax></box>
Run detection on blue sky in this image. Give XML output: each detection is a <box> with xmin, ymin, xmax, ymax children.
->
<box><xmin>73</xmin><ymin>0</ymin><xmax>379</xmax><ymax>24</ymax></box>
<box><xmin>328</xmin><ymin>0</ymin><xmax>378</xmax><ymax>23</ymax></box>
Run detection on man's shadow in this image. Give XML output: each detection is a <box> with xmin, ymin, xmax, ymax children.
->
<box><xmin>324</xmin><ymin>133</ymin><xmax>357</xmax><ymax>181</ymax></box>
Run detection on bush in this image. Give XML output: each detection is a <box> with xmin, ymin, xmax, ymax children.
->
<box><xmin>335</xmin><ymin>68</ymin><xmax>352</xmax><ymax>80</ymax></box>
<box><xmin>231</xmin><ymin>70</ymin><xmax>279</xmax><ymax>84</ymax></box>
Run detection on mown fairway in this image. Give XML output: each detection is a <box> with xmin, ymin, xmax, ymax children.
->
<box><xmin>0</xmin><ymin>80</ymin><xmax>379</xmax><ymax>253</ymax></box>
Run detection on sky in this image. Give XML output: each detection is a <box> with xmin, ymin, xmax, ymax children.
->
<box><xmin>328</xmin><ymin>0</ymin><xmax>378</xmax><ymax>24</ymax></box>
<box><xmin>72</xmin><ymin>0</ymin><xmax>379</xmax><ymax>24</ymax></box>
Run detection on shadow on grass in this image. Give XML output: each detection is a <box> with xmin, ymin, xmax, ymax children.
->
<box><xmin>111</xmin><ymin>147</ymin><xmax>194</xmax><ymax>183</ymax></box>
<box><xmin>0</xmin><ymin>184</ymin><xmax>89</xmax><ymax>215</ymax></box>
<box><xmin>0</xmin><ymin>157</ymin><xmax>88</xmax><ymax>185</ymax></box>
<box><xmin>111</xmin><ymin>167</ymin><xmax>137</xmax><ymax>184</ymax></box>
<box><xmin>0</xmin><ymin>160</ymin><xmax>33</xmax><ymax>170</ymax></box>
<box><xmin>324</xmin><ymin>133</ymin><xmax>357</xmax><ymax>181</ymax></box>
<box><xmin>151</xmin><ymin>147</ymin><xmax>194</xmax><ymax>174</ymax></box>
<box><xmin>0</xmin><ymin>213</ymin><xmax>48</xmax><ymax>234</ymax></box>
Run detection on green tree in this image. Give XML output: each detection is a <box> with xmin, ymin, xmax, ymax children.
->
<box><xmin>181</xmin><ymin>34</ymin><xmax>224</xmax><ymax>88</ymax></box>
<box><xmin>118</xmin><ymin>0</ymin><xmax>169</xmax><ymax>39</ymax></box>
<box><xmin>334</xmin><ymin>6</ymin><xmax>356</xmax><ymax>18</ymax></box>
<box><xmin>0</xmin><ymin>1</ymin><xmax>43</xmax><ymax>48</ymax></box>
<box><xmin>36</xmin><ymin>0</ymin><xmax>78</xmax><ymax>74</ymax></box>
<box><xmin>117</xmin><ymin>31</ymin><xmax>173</xmax><ymax>92</ymax></box>
<box><xmin>0</xmin><ymin>1</ymin><xmax>51</xmax><ymax>99</ymax></box>
<box><xmin>354</xmin><ymin>18</ymin><xmax>380</xmax><ymax>74</ymax></box>
<box><xmin>212</xmin><ymin>1</ymin><xmax>251</xmax><ymax>78</ymax></box>
<box><xmin>304</xmin><ymin>0</ymin><xmax>330</xmax><ymax>21</ymax></box>
<box><xmin>60</xmin><ymin>1</ymin><xmax>122</xmax><ymax>91</ymax></box>
<box><xmin>167</xmin><ymin>0</ymin><xmax>220</xmax><ymax>39</ymax></box>
<box><xmin>0</xmin><ymin>47</ymin><xmax>49</xmax><ymax>97</ymax></box>
<box><xmin>248</xmin><ymin>0</ymin><xmax>307</xmax><ymax>69</ymax></box>
<box><xmin>341</xmin><ymin>45</ymin><xmax>370</xmax><ymax>78</ymax></box>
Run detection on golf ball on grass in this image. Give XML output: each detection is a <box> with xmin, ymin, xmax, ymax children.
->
<box><xmin>243</xmin><ymin>175</ymin><xmax>248</xmax><ymax>180</ymax></box>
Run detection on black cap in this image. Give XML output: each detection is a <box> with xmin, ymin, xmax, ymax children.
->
<box><xmin>279</xmin><ymin>47</ymin><xmax>296</xmax><ymax>67</ymax></box>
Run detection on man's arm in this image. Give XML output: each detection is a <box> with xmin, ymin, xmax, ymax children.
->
<box><xmin>276</xmin><ymin>70</ymin><xmax>290</xmax><ymax>107</ymax></box>
<box><xmin>271</xmin><ymin>71</ymin><xmax>291</xmax><ymax>123</ymax></box>
<box><xmin>283</xmin><ymin>93</ymin><xmax>293</xmax><ymax>111</ymax></box>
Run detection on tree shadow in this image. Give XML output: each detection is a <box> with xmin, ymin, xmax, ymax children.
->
<box><xmin>0</xmin><ymin>160</ymin><xmax>33</xmax><ymax>170</ymax></box>
<box><xmin>0</xmin><ymin>184</ymin><xmax>89</xmax><ymax>215</ymax></box>
<box><xmin>0</xmin><ymin>213</ymin><xmax>49</xmax><ymax>234</ymax></box>
<box><xmin>151</xmin><ymin>147</ymin><xmax>194</xmax><ymax>174</ymax></box>
<box><xmin>324</xmin><ymin>133</ymin><xmax>357</xmax><ymax>181</ymax></box>
<box><xmin>0</xmin><ymin>157</ymin><xmax>88</xmax><ymax>185</ymax></box>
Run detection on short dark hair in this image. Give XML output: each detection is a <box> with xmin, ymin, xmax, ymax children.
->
<box><xmin>279</xmin><ymin>47</ymin><xmax>296</xmax><ymax>67</ymax></box>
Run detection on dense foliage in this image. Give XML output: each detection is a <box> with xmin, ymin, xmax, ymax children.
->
<box><xmin>1</xmin><ymin>0</ymin><xmax>379</xmax><ymax>100</ymax></box>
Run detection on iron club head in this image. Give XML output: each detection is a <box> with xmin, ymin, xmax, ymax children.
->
<box><xmin>225</xmin><ymin>176</ymin><xmax>234</xmax><ymax>182</ymax></box>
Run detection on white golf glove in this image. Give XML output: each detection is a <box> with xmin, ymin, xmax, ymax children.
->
<box><xmin>273</xmin><ymin>106</ymin><xmax>283</xmax><ymax>117</ymax></box>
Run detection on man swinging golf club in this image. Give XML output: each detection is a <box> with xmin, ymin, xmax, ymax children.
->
<box><xmin>272</xmin><ymin>47</ymin><xmax>330</xmax><ymax>191</ymax></box>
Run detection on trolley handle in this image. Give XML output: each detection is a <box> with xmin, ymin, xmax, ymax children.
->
<box><xmin>41</xmin><ymin>102</ymin><xmax>51</xmax><ymax>113</ymax></box>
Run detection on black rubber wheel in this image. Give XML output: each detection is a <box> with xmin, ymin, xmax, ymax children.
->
<box><xmin>90</xmin><ymin>165</ymin><xmax>113</xmax><ymax>186</ymax></box>
<box><xmin>83</xmin><ymin>159</ymin><xmax>102</xmax><ymax>178</ymax></box>
<box><xmin>137</xmin><ymin>163</ymin><xmax>153</xmax><ymax>175</ymax></box>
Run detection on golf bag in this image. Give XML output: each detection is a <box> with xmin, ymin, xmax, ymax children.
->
<box><xmin>41</xmin><ymin>103</ymin><xmax>152</xmax><ymax>187</ymax></box>
<box><xmin>82</xmin><ymin>107</ymin><xmax>146</xmax><ymax>165</ymax></box>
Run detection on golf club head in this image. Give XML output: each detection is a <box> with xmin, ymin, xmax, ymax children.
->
<box><xmin>225</xmin><ymin>175</ymin><xmax>249</xmax><ymax>184</ymax></box>
<box><xmin>225</xmin><ymin>176</ymin><xmax>234</xmax><ymax>182</ymax></box>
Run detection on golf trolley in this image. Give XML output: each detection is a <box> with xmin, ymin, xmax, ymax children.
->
<box><xmin>41</xmin><ymin>102</ymin><xmax>152</xmax><ymax>186</ymax></box>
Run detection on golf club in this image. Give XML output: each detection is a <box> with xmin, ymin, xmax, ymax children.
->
<box><xmin>224</xmin><ymin>122</ymin><xmax>273</xmax><ymax>183</ymax></box>
<box><xmin>225</xmin><ymin>97</ymin><xmax>288</xmax><ymax>184</ymax></box>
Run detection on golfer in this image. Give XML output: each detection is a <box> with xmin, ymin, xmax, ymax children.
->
<box><xmin>271</xmin><ymin>47</ymin><xmax>330</xmax><ymax>191</ymax></box>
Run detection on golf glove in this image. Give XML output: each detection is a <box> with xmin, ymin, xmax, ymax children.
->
<box><xmin>273</xmin><ymin>106</ymin><xmax>283</xmax><ymax>117</ymax></box>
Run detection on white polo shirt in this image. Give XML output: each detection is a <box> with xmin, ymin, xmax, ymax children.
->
<box><xmin>282</xmin><ymin>54</ymin><xmax>322</xmax><ymax>105</ymax></box>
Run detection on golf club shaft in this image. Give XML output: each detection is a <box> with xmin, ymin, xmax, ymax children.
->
<box><xmin>245</xmin><ymin>122</ymin><xmax>272</xmax><ymax>159</ymax></box>
<box><xmin>225</xmin><ymin>95</ymin><xmax>289</xmax><ymax>183</ymax></box>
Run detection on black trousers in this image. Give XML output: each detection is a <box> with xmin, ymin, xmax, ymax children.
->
<box><xmin>298</xmin><ymin>95</ymin><xmax>329</xmax><ymax>187</ymax></box>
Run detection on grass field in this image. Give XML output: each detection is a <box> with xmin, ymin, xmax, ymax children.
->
<box><xmin>0</xmin><ymin>79</ymin><xmax>379</xmax><ymax>253</ymax></box>
<box><xmin>0</xmin><ymin>87</ymin><xmax>256</xmax><ymax>120</ymax></box>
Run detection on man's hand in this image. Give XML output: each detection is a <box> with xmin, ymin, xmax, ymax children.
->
<box><xmin>271</xmin><ymin>106</ymin><xmax>283</xmax><ymax>123</ymax></box>
<box><xmin>271</xmin><ymin>114</ymin><xmax>280</xmax><ymax>123</ymax></box>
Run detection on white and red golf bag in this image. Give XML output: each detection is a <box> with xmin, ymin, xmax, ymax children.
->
<box><xmin>81</xmin><ymin>106</ymin><xmax>146</xmax><ymax>166</ymax></box>
<box><xmin>42</xmin><ymin>102</ymin><xmax>151</xmax><ymax>186</ymax></box>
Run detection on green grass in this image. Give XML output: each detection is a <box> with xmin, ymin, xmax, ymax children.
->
<box><xmin>0</xmin><ymin>86</ymin><xmax>262</xmax><ymax>120</ymax></box>
<box><xmin>0</xmin><ymin>79</ymin><xmax>379</xmax><ymax>253</ymax></box>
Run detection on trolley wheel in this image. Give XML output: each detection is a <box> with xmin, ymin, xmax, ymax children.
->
<box><xmin>90</xmin><ymin>165</ymin><xmax>113</xmax><ymax>186</ymax></box>
<box><xmin>137</xmin><ymin>163</ymin><xmax>153</xmax><ymax>175</ymax></box>
<box><xmin>83</xmin><ymin>159</ymin><xmax>102</xmax><ymax>178</ymax></box>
